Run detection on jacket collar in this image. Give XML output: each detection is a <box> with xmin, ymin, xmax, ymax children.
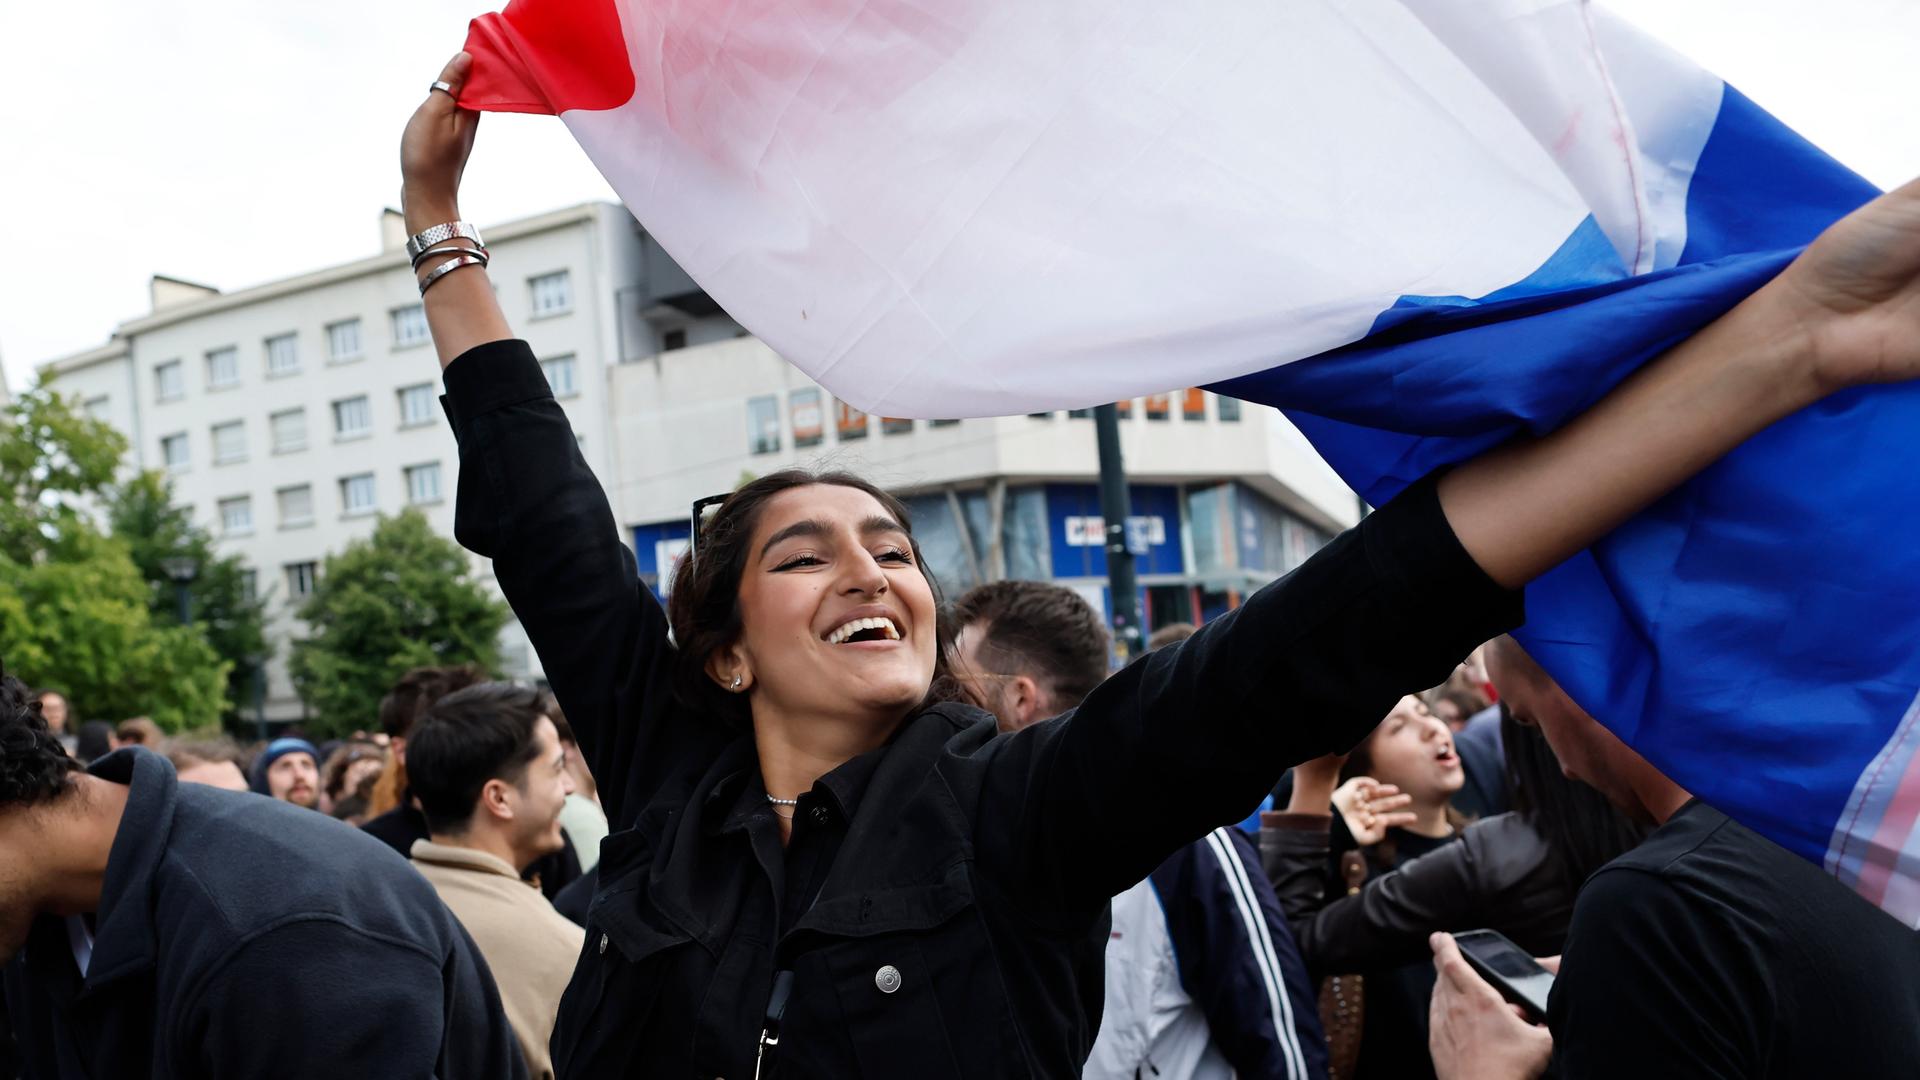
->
<box><xmin>410</xmin><ymin>839</ymin><xmax>526</xmax><ymax>881</ymax></box>
<box><xmin>79</xmin><ymin>748</ymin><xmax>178</xmax><ymax>993</ymax></box>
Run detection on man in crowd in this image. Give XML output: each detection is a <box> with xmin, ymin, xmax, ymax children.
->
<box><xmin>951</xmin><ymin>583</ymin><xmax>1327</xmax><ymax>1080</ymax></box>
<box><xmin>249</xmin><ymin>736</ymin><xmax>321</xmax><ymax>809</ymax></box>
<box><xmin>1427</xmin><ymin>636</ymin><xmax>1920</xmax><ymax>1079</ymax></box>
<box><xmin>29</xmin><ymin>690</ymin><xmax>73</xmax><ymax>755</ymax></box>
<box><xmin>362</xmin><ymin>665</ymin><xmax>584</xmax><ymax>902</ymax></box>
<box><xmin>0</xmin><ymin>664</ymin><xmax>526</xmax><ymax>1079</ymax></box>
<box><xmin>165</xmin><ymin>738</ymin><xmax>249</xmax><ymax>792</ymax></box>
<box><xmin>406</xmin><ymin>683</ymin><xmax>585</xmax><ymax>1080</ymax></box>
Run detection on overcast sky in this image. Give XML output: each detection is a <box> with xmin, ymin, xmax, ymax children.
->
<box><xmin>3</xmin><ymin>0</ymin><xmax>1916</xmax><ymax>392</ymax></box>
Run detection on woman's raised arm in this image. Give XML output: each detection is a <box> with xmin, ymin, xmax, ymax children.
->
<box><xmin>400</xmin><ymin>55</ymin><xmax>724</xmax><ymax>828</ymax></box>
<box><xmin>1441</xmin><ymin>175</ymin><xmax>1920</xmax><ymax>588</ymax></box>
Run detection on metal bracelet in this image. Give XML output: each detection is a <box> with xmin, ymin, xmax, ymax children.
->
<box><xmin>418</xmin><ymin>253</ymin><xmax>488</xmax><ymax>297</ymax></box>
<box><xmin>404</xmin><ymin>222</ymin><xmax>485</xmax><ymax>262</ymax></box>
<box><xmin>410</xmin><ymin>242</ymin><xmax>489</xmax><ymax>271</ymax></box>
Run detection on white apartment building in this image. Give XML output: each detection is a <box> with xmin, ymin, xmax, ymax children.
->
<box><xmin>42</xmin><ymin>198</ymin><xmax>1361</xmax><ymax>721</ymax></box>
<box><xmin>38</xmin><ymin>203</ymin><xmax>686</xmax><ymax>722</ymax></box>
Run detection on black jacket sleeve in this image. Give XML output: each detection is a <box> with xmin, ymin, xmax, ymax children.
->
<box><xmin>185</xmin><ymin>919</ymin><xmax>529</xmax><ymax>1080</ymax></box>
<box><xmin>979</xmin><ymin>472</ymin><xmax>1525</xmax><ymax>911</ymax></box>
<box><xmin>442</xmin><ymin>340</ymin><xmax>727</xmax><ymax>829</ymax></box>
<box><xmin>1263</xmin><ymin>812</ymin><xmax>1573</xmax><ymax>977</ymax></box>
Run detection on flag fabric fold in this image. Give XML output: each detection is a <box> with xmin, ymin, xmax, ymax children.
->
<box><xmin>458</xmin><ymin>0</ymin><xmax>1920</xmax><ymax>925</ymax></box>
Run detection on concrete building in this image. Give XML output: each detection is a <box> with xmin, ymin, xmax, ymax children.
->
<box><xmin>41</xmin><ymin>199</ymin><xmax>1359</xmax><ymax>721</ymax></box>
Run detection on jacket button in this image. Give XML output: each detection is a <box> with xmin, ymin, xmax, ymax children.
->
<box><xmin>598</xmin><ymin>933</ymin><xmax>609</xmax><ymax>955</ymax></box>
<box><xmin>874</xmin><ymin>965</ymin><xmax>902</xmax><ymax>994</ymax></box>
<box><xmin>811</xmin><ymin>805</ymin><xmax>832</xmax><ymax>826</ymax></box>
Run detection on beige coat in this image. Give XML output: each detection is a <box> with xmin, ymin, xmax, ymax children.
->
<box><xmin>411</xmin><ymin>840</ymin><xmax>585</xmax><ymax>1080</ymax></box>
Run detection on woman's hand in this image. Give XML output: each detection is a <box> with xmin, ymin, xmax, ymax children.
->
<box><xmin>401</xmin><ymin>53</ymin><xmax>480</xmax><ymax>233</ymax></box>
<box><xmin>1771</xmin><ymin>175</ymin><xmax>1920</xmax><ymax>394</ymax></box>
<box><xmin>1332</xmin><ymin>776</ymin><xmax>1415</xmax><ymax>846</ymax></box>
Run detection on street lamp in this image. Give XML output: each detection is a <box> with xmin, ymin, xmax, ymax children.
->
<box><xmin>160</xmin><ymin>555</ymin><xmax>198</xmax><ymax>625</ymax></box>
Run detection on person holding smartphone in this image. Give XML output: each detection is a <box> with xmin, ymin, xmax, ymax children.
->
<box><xmin>1427</xmin><ymin>638</ymin><xmax>1920</xmax><ymax>1079</ymax></box>
<box><xmin>401</xmin><ymin>50</ymin><xmax>1920</xmax><ymax>1077</ymax></box>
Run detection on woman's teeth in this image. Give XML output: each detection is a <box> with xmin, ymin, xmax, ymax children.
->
<box><xmin>827</xmin><ymin>616</ymin><xmax>901</xmax><ymax>644</ymax></box>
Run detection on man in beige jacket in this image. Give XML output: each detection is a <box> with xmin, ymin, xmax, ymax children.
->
<box><xmin>404</xmin><ymin>683</ymin><xmax>584</xmax><ymax>1080</ymax></box>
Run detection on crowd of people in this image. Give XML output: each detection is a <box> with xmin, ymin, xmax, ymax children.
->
<box><xmin>4</xmin><ymin>54</ymin><xmax>1919</xmax><ymax>1079</ymax></box>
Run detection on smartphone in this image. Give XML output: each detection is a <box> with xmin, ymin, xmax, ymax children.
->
<box><xmin>1452</xmin><ymin>929</ymin><xmax>1554</xmax><ymax>1023</ymax></box>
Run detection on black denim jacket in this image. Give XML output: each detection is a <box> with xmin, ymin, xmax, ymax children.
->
<box><xmin>441</xmin><ymin>339</ymin><xmax>1523</xmax><ymax>1078</ymax></box>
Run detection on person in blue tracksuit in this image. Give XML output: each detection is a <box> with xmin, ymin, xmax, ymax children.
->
<box><xmin>951</xmin><ymin>589</ymin><xmax>1327</xmax><ymax>1079</ymax></box>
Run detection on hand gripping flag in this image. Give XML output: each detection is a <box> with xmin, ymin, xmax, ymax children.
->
<box><xmin>459</xmin><ymin>0</ymin><xmax>1920</xmax><ymax>924</ymax></box>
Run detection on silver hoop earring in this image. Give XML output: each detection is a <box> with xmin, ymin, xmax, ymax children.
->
<box><xmin>731</xmin><ymin>675</ymin><xmax>743</xmax><ymax>690</ymax></box>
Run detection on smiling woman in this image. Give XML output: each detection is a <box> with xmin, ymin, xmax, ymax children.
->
<box><xmin>397</xmin><ymin>48</ymin><xmax>1920</xmax><ymax>1080</ymax></box>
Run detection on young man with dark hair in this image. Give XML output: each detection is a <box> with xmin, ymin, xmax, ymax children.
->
<box><xmin>361</xmin><ymin>664</ymin><xmax>584</xmax><ymax>902</ymax></box>
<box><xmin>949</xmin><ymin>579</ymin><xmax>1111</xmax><ymax>730</ymax></box>
<box><xmin>406</xmin><ymin>682</ymin><xmax>584</xmax><ymax>1080</ymax></box>
<box><xmin>950</xmin><ymin>586</ymin><xmax>1327</xmax><ymax>1080</ymax></box>
<box><xmin>0</xmin><ymin>663</ymin><xmax>526</xmax><ymax>1080</ymax></box>
<box><xmin>1427</xmin><ymin>637</ymin><xmax>1920</xmax><ymax>1079</ymax></box>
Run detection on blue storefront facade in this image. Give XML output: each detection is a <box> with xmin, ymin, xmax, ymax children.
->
<box><xmin>629</xmin><ymin>478</ymin><xmax>1332</xmax><ymax>639</ymax></box>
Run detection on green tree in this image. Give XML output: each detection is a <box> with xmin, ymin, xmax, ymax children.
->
<box><xmin>0</xmin><ymin>525</ymin><xmax>229</xmax><ymax>733</ymax></box>
<box><xmin>289</xmin><ymin>510</ymin><xmax>509</xmax><ymax>738</ymax></box>
<box><xmin>106</xmin><ymin>470</ymin><xmax>269</xmax><ymax>727</ymax></box>
<box><xmin>0</xmin><ymin>388</ymin><xmax>229</xmax><ymax>731</ymax></box>
<box><xmin>0</xmin><ymin>386</ymin><xmax>127</xmax><ymax>562</ymax></box>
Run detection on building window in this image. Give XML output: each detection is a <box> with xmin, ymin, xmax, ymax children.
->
<box><xmin>155</xmin><ymin>360</ymin><xmax>184</xmax><ymax>402</ymax></box>
<box><xmin>1027</xmin><ymin>412</ymin><xmax>1054</xmax><ymax>420</ymax></box>
<box><xmin>1144</xmin><ymin>393</ymin><xmax>1171</xmax><ymax>421</ymax></box>
<box><xmin>882</xmin><ymin>417</ymin><xmax>914</xmax><ymax>435</ymax></box>
<box><xmin>218</xmin><ymin>496</ymin><xmax>253</xmax><ymax>536</ymax></box>
<box><xmin>836</xmin><ymin>399</ymin><xmax>870</xmax><ymax>441</ymax></box>
<box><xmin>332</xmin><ymin>395</ymin><xmax>372</xmax><ymax>439</ymax></box>
<box><xmin>747</xmin><ymin>395</ymin><xmax>780</xmax><ymax>454</ymax></box>
<box><xmin>327</xmin><ymin>318</ymin><xmax>363</xmax><ymax>363</ymax></box>
<box><xmin>529</xmin><ymin>270</ymin><xmax>573</xmax><ymax>317</ymax></box>
<box><xmin>83</xmin><ymin>395</ymin><xmax>110</xmax><ymax>420</ymax></box>
<box><xmin>270</xmin><ymin>408</ymin><xmax>307</xmax><ymax>453</ymax></box>
<box><xmin>206</xmin><ymin>347</ymin><xmax>239</xmax><ymax>389</ymax></box>
<box><xmin>1114</xmin><ymin>399</ymin><xmax>1133</xmax><ymax>418</ymax></box>
<box><xmin>662</xmin><ymin>328</ymin><xmax>687</xmax><ymax>351</ymax></box>
<box><xmin>1182</xmin><ymin>389</ymin><xmax>1207</xmax><ymax>421</ymax></box>
<box><xmin>405</xmin><ymin>462</ymin><xmax>443</xmax><ymax>505</ymax></box>
<box><xmin>265</xmin><ymin>333</ymin><xmax>300</xmax><ymax>376</ymax></box>
<box><xmin>790</xmin><ymin>388</ymin><xmax>824</xmax><ymax>449</ymax></box>
<box><xmin>278</xmin><ymin>484</ymin><xmax>315</xmax><ymax>527</ymax></box>
<box><xmin>211</xmin><ymin>420</ymin><xmax>247</xmax><ymax>464</ymax></box>
<box><xmin>240</xmin><ymin>569</ymin><xmax>258</xmax><ymax>603</ymax></box>
<box><xmin>391</xmin><ymin>304</ymin><xmax>430</xmax><ymax>348</ymax></box>
<box><xmin>398</xmin><ymin>383</ymin><xmax>437</xmax><ymax>427</ymax></box>
<box><xmin>1068</xmin><ymin>408</ymin><xmax>1092</xmax><ymax>419</ymax></box>
<box><xmin>160</xmin><ymin>432</ymin><xmax>189</xmax><ymax>471</ymax></box>
<box><xmin>540</xmin><ymin>355</ymin><xmax>578</xmax><ymax>397</ymax></box>
<box><xmin>930</xmin><ymin>418</ymin><xmax>960</xmax><ymax>428</ymax></box>
<box><xmin>340</xmin><ymin>473</ymin><xmax>376</xmax><ymax>516</ymax></box>
<box><xmin>1216</xmin><ymin>394</ymin><xmax>1242</xmax><ymax>422</ymax></box>
<box><xmin>285</xmin><ymin>561</ymin><xmax>318</xmax><ymax>600</ymax></box>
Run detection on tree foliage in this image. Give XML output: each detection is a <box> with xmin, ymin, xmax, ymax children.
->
<box><xmin>106</xmin><ymin>470</ymin><xmax>268</xmax><ymax>726</ymax></box>
<box><xmin>0</xmin><ymin>389</ymin><xmax>230</xmax><ymax>732</ymax></box>
<box><xmin>289</xmin><ymin>510</ymin><xmax>509</xmax><ymax>738</ymax></box>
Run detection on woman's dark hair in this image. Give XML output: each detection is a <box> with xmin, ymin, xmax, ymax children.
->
<box><xmin>1501</xmin><ymin>703</ymin><xmax>1648</xmax><ymax>884</ymax></box>
<box><xmin>2</xmin><ymin>664</ymin><xmax>82</xmax><ymax>811</ymax></box>
<box><xmin>665</xmin><ymin>468</ymin><xmax>966</xmax><ymax>726</ymax></box>
<box><xmin>406</xmin><ymin>682</ymin><xmax>548</xmax><ymax>835</ymax></box>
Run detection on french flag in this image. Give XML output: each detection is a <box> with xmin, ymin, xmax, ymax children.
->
<box><xmin>458</xmin><ymin>0</ymin><xmax>1920</xmax><ymax>925</ymax></box>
